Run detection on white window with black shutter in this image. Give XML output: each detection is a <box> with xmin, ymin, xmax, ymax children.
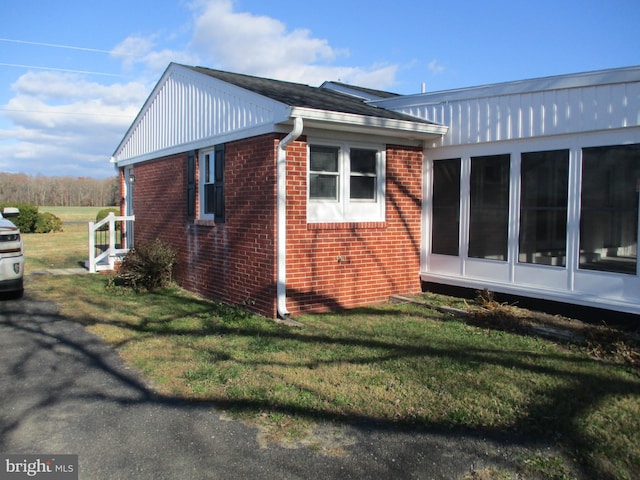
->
<box><xmin>199</xmin><ymin>145</ymin><xmax>225</xmax><ymax>222</ymax></box>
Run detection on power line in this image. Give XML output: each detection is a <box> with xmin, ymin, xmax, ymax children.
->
<box><xmin>0</xmin><ymin>62</ymin><xmax>122</xmax><ymax>77</ymax></box>
<box><xmin>0</xmin><ymin>107</ymin><xmax>134</xmax><ymax>118</ymax></box>
<box><xmin>0</xmin><ymin>37</ymin><xmax>114</xmax><ymax>54</ymax></box>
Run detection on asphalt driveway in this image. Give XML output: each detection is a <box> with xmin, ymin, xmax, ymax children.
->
<box><xmin>1</xmin><ymin>295</ymin><xmax>556</xmax><ymax>479</ymax></box>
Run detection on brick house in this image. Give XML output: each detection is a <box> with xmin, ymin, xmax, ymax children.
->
<box><xmin>112</xmin><ymin>63</ymin><xmax>640</xmax><ymax>317</ymax></box>
<box><xmin>111</xmin><ymin>63</ymin><xmax>446</xmax><ymax>318</ymax></box>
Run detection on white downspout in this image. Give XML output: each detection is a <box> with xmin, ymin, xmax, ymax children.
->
<box><xmin>276</xmin><ymin>117</ymin><xmax>303</xmax><ymax>318</ymax></box>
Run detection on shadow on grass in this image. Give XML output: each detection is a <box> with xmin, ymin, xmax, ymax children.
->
<box><xmin>2</xmin><ymin>289</ymin><xmax>639</xmax><ymax>480</ymax></box>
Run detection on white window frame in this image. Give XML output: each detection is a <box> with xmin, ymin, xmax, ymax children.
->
<box><xmin>307</xmin><ymin>139</ymin><xmax>386</xmax><ymax>223</ymax></box>
<box><xmin>199</xmin><ymin>147</ymin><xmax>217</xmax><ymax>221</ymax></box>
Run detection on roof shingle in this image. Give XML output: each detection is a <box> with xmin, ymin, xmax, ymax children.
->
<box><xmin>183</xmin><ymin>65</ymin><xmax>433</xmax><ymax>124</ymax></box>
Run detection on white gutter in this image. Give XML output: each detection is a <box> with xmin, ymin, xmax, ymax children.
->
<box><xmin>276</xmin><ymin>117</ymin><xmax>303</xmax><ymax>318</ymax></box>
<box><xmin>289</xmin><ymin>106</ymin><xmax>448</xmax><ymax>138</ymax></box>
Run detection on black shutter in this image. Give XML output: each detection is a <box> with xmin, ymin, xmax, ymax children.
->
<box><xmin>187</xmin><ymin>151</ymin><xmax>196</xmax><ymax>219</ymax></box>
<box><xmin>214</xmin><ymin>145</ymin><xmax>225</xmax><ymax>223</ymax></box>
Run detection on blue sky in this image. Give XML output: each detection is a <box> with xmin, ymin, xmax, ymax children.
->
<box><xmin>1</xmin><ymin>0</ymin><xmax>638</xmax><ymax>178</ymax></box>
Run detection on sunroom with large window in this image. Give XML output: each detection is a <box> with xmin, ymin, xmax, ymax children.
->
<box><xmin>371</xmin><ymin>64</ymin><xmax>640</xmax><ymax>314</ymax></box>
<box><xmin>423</xmin><ymin>135</ymin><xmax>640</xmax><ymax>314</ymax></box>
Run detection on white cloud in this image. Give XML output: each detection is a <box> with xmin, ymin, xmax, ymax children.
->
<box><xmin>188</xmin><ymin>0</ymin><xmax>397</xmax><ymax>88</ymax></box>
<box><xmin>110</xmin><ymin>35</ymin><xmax>156</xmax><ymax>70</ymax></box>
<box><xmin>428</xmin><ymin>59</ymin><xmax>445</xmax><ymax>75</ymax></box>
<box><xmin>190</xmin><ymin>0</ymin><xmax>336</xmax><ymax>74</ymax></box>
<box><xmin>11</xmin><ymin>71</ymin><xmax>148</xmax><ymax>106</ymax></box>
<box><xmin>6</xmin><ymin>72</ymin><xmax>144</xmax><ymax>133</ymax></box>
<box><xmin>111</xmin><ymin>35</ymin><xmax>200</xmax><ymax>74</ymax></box>
<box><xmin>0</xmin><ymin>71</ymin><xmax>144</xmax><ymax>177</ymax></box>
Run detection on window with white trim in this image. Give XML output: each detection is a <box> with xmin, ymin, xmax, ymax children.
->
<box><xmin>580</xmin><ymin>143</ymin><xmax>639</xmax><ymax>275</ymax></box>
<box><xmin>308</xmin><ymin>141</ymin><xmax>385</xmax><ymax>222</ymax></box>
<box><xmin>199</xmin><ymin>145</ymin><xmax>225</xmax><ymax>222</ymax></box>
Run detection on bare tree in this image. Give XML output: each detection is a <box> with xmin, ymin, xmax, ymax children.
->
<box><xmin>0</xmin><ymin>173</ymin><xmax>118</xmax><ymax>207</ymax></box>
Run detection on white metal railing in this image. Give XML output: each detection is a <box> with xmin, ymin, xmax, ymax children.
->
<box><xmin>87</xmin><ymin>213</ymin><xmax>135</xmax><ymax>273</ymax></box>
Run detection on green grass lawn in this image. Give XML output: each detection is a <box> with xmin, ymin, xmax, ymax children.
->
<box><xmin>39</xmin><ymin>205</ymin><xmax>107</xmax><ymax>223</ymax></box>
<box><xmin>22</xmin><ymin>206</ymin><xmax>110</xmax><ymax>270</ymax></box>
<box><xmin>21</xmin><ymin>208</ymin><xmax>640</xmax><ymax>480</ymax></box>
<box><xmin>23</xmin><ymin>222</ymin><xmax>89</xmax><ymax>271</ymax></box>
<box><xmin>26</xmin><ymin>273</ymin><xmax>640</xmax><ymax>480</ymax></box>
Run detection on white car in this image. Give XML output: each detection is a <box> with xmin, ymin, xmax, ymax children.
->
<box><xmin>0</xmin><ymin>207</ymin><xmax>24</xmax><ymax>296</ymax></box>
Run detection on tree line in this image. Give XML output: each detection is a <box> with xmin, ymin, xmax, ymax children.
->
<box><xmin>0</xmin><ymin>172</ymin><xmax>119</xmax><ymax>207</ymax></box>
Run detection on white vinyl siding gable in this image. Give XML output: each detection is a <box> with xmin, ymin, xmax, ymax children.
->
<box><xmin>375</xmin><ymin>68</ymin><xmax>640</xmax><ymax>147</ymax></box>
<box><xmin>112</xmin><ymin>64</ymin><xmax>289</xmax><ymax>164</ymax></box>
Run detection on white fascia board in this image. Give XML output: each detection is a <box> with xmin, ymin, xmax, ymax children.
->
<box><xmin>113</xmin><ymin>123</ymin><xmax>278</xmax><ymax>168</ymax></box>
<box><xmin>288</xmin><ymin>106</ymin><xmax>447</xmax><ymax>140</ymax></box>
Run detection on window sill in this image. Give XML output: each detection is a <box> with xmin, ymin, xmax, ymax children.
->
<box><xmin>194</xmin><ymin>219</ymin><xmax>217</xmax><ymax>227</ymax></box>
<box><xmin>307</xmin><ymin>222</ymin><xmax>386</xmax><ymax>231</ymax></box>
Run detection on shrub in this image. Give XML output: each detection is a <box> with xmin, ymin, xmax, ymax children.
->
<box><xmin>0</xmin><ymin>203</ymin><xmax>39</xmax><ymax>233</ymax></box>
<box><xmin>34</xmin><ymin>212</ymin><xmax>63</xmax><ymax>233</ymax></box>
<box><xmin>0</xmin><ymin>203</ymin><xmax>63</xmax><ymax>234</ymax></box>
<box><xmin>95</xmin><ymin>207</ymin><xmax>121</xmax><ymax>231</ymax></box>
<box><xmin>114</xmin><ymin>239</ymin><xmax>177</xmax><ymax>292</ymax></box>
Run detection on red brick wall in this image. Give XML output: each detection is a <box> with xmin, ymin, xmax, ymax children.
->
<box><xmin>129</xmin><ymin>135</ymin><xmax>279</xmax><ymax>318</ymax></box>
<box><xmin>284</xmin><ymin>142</ymin><xmax>424</xmax><ymax>315</ymax></box>
<box><xmin>127</xmin><ymin>135</ymin><xmax>422</xmax><ymax>318</ymax></box>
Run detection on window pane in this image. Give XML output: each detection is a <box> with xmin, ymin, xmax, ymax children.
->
<box><xmin>310</xmin><ymin>174</ymin><xmax>338</xmax><ymax>199</ymax></box>
<box><xmin>310</xmin><ymin>146</ymin><xmax>339</xmax><ymax>200</ymax></box>
<box><xmin>204</xmin><ymin>183</ymin><xmax>216</xmax><ymax>214</ymax></box>
<box><xmin>432</xmin><ymin>159</ymin><xmax>460</xmax><ymax>256</ymax></box>
<box><xmin>349</xmin><ymin>149</ymin><xmax>376</xmax><ymax>200</ymax></box>
<box><xmin>214</xmin><ymin>146</ymin><xmax>224</xmax><ymax>182</ymax></box>
<box><xmin>205</xmin><ymin>154</ymin><xmax>215</xmax><ymax>183</ymax></box>
<box><xmin>469</xmin><ymin>154</ymin><xmax>510</xmax><ymax>260</ymax></box>
<box><xmin>201</xmin><ymin>146</ymin><xmax>225</xmax><ymax>222</ymax></box>
<box><xmin>351</xmin><ymin>149</ymin><xmax>376</xmax><ymax>174</ymax></box>
<box><xmin>580</xmin><ymin>144</ymin><xmax>640</xmax><ymax>274</ymax></box>
<box><xmin>350</xmin><ymin>176</ymin><xmax>375</xmax><ymax>199</ymax></box>
<box><xmin>519</xmin><ymin>150</ymin><xmax>569</xmax><ymax>266</ymax></box>
<box><xmin>310</xmin><ymin>146</ymin><xmax>338</xmax><ymax>172</ymax></box>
